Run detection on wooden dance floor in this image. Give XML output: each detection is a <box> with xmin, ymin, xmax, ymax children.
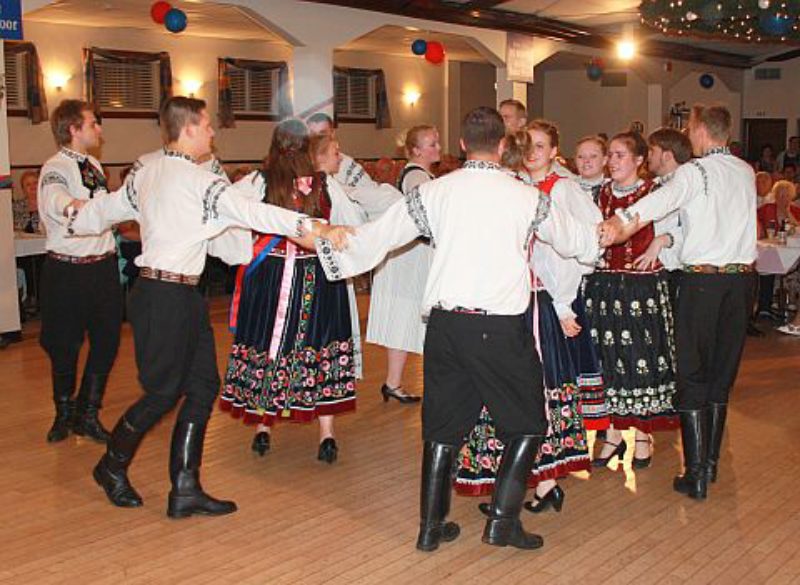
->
<box><xmin>1</xmin><ymin>296</ymin><xmax>799</xmax><ymax>584</ymax></box>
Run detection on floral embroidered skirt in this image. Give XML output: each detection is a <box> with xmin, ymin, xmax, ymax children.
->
<box><xmin>219</xmin><ymin>254</ymin><xmax>356</xmax><ymax>426</ymax></box>
<box><xmin>583</xmin><ymin>271</ymin><xmax>679</xmax><ymax>433</ymax></box>
<box><xmin>454</xmin><ymin>291</ymin><xmax>592</xmax><ymax>496</ymax></box>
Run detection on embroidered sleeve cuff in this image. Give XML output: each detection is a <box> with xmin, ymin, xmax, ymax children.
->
<box><xmin>315</xmin><ymin>237</ymin><xmax>344</xmax><ymax>281</ymax></box>
<box><xmin>615</xmin><ymin>207</ymin><xmax>636</xmax><ymax>225</ymax></box>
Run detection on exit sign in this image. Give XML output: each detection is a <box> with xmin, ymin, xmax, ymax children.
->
<box><xmin>0</xmin><ymin>0</ymin><xmax>22</xmax><ymax>40</ymax></box>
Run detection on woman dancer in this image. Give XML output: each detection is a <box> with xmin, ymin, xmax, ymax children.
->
<box><xmin>366</xmin><ymin>125</ymin><xmax>440</xmax><ymax>403</ymax></box>
<box><xmin>575</xmin><ymin>135</ymin><xmax>608</xmax><ymax>206</ymax></box>
<box><xmin>220</xmin><ymin>120</ymin><xmax>359</xmax><ymax>463</ymax></box>
<box><xmin>456</xmin><ymin>121</ymin><xmax>601</xmax><ymax>513</ymax></box>
<box><xmin>584</xmin><ymin>131</ymin><xmax>679</xmax><ymax>469</ymax></box>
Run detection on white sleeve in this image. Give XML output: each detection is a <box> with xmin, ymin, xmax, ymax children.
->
<box><xmin>344</xmin><ymin>182</ymin><xmax>403</xmax><ymax>221</ymax></box>
<box><xmin>617</xmin><ymin>163</ymin><xmax>699</xmax><ymax>225</ymax></box>
<box><xmin>38</xmin><ymin>167</ymin><xmax>74</xmax><ymax>223</ymax></box>
<box><xmin>68</xmin><ymin>185</ymin><xmax>138</xmax><ymax>235</ymax></box>
<box><xmin>213</xmin><ymin>179</ymin><xmax>312</xmax><ymax>236</ymax></box>
<box><xmin>315</xmin><ymin>193</ymin><xmax>425</xmax><ymax>281</ymax></box>
<box><xmin>534</xmin><ymin>196</ymin><xmax>601</xmax><ymax>266</ymax></box>
<box><xmin>654</xmin><ymin>211</ymin><xmax>684</xmax><ymax>268</ymax></box>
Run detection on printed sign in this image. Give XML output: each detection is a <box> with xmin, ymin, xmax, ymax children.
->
<box><xmin>506</xmin><ymin>33</ymin><xmax>535</xmax><ymax>83</ymax></box>
<box><xmin>0</xmin><ymin>0</ymin><xmax>23</xmax><ymax>40</ymax></box>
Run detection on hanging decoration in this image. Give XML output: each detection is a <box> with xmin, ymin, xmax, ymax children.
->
<box><xmin>639</xmin><ymin>0</ymin><xmax>800</xmax><ymax>43</ymax></box>
<box><xmin>424</xmin><ymin>41</ymin><xmax>446</xmax><ymax>64</ymax></box>
<box><xmin>586</xmin><ymin>57</ymin><xmax>604</xmax><ymax>81</ymax></box>
<box><xmin>164</xmin><ymin>8</ymin><xmax>188</xmax><ymax>33</ymax></box>
<box><xmin>699</xmin><ymin>73</ymin><xmax>715</xmax><ymax>89</ymax></box>
<box><xmin>150</xmin><ymin>1</ymin><xmax>172</xmax><ymax>24</ymax></box>
<box><xmin>411</xmin><ymin>39</ymin><xmax>428</xmax><ymax>56</ymax></box>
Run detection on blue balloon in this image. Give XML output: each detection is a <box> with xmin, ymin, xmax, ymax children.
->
<box><xmin>411</xmin><ymin>39</ymin><xmax>427</xmax><ymax>56</ymax></box>
<box><xmin>165</xmin><ymin>8</ymin><xmax>187</xmax><ymax>33</ymax></box>
<box><xmin>759</xmin><ymin>13</ymin><xmax>791</xmax><ymax>36</ymax></box>
<box><xmin>699</xmin><ymin>73</ymin><xmax>715</xmax><ymax>89</ymax></box>
<box><xmin>586</xmin><ymin>64</ymin><xmax>603</xmax><ymax>81</ymax></box>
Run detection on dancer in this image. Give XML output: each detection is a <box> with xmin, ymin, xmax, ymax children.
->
<box><xmin>600</xmin><ymin>104</ymin><xmax>756</xmax><ymax>500</ymax></box>
<box><xmin>315</xmin><ymin>107</ymin><xmax>601</xmax><ymax>551</ymax></box>
<box><xmin>456</xmin><ymin>121</ymin><xmax>601</xmax><ymax>515</ymax></box>
<box><xmin>37</xmin><ymin>99</ymin><xmax>121</xmax><ymax>444</ymax></box>
<box><xmin>67</xmin><ymin>97</ymin><xmax>344</xmax><ymax>517</ymax></box>
<box><xmin>575</xmin><ymin>135</ymin><xmax>608</xmax><ymax>205</ymax></box>
<box><xmin>367</xmin><ymin>125</ymin><xmax>441</xmax><ymax>404</ymax></box>
<box><xmin>585</xmin><ymin>131</ymin><xmax>679</xmax><ymax>471</ymax></box>
<box><xmin>499</xmin><ymin>99</ymin><xmax>527</xmax><ymax>132</ymax></box>
<box><xmin>220</xmin><ymin>121</ymin><xmax>361</xmax><ymax>464</ymax></box>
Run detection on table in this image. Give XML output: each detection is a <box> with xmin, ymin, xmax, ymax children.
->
<box><xmin>756</xmin><ymin>240</ymin><xmax>800</xmax><ymax>322</ymax></box>
<box><xmin>14</xmin><ymin>232</ymin><xmax>47</xmax><ymax>258</ymax></box>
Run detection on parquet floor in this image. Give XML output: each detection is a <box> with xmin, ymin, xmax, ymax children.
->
<box><xmin>0</xmin><ymin>296</ymin><xmax>798</xmax><ymax>584</ymax></box>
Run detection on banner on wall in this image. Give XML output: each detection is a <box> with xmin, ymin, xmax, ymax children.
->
<box><xmin>0</xmin><ymin>0</ymin><xmax>23</xmax><ymax>40</ymax></box>
<box><xmin>506</xmin><ymin>33</ymin><xmax>535</xmax><ymax>84</ymax></box>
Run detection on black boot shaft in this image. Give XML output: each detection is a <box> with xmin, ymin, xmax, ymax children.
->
<box><xmin>416</xmin><ymin>441</ymin><xmax>460</xmax><ymax>552</ymax></box>
<box><xmin>673</xmin><ymin>409</ymin><xmax>708</xmax><ymax>500</ymax></box>
<box><xmin>47</xmin><ymin>372</ymin><xmax>77</xmax><ymax>442</ymax></box>
<box><xmin>94</xmin><ymin>416</ymin><xmax>145</xmax><ymax>508</ymax></box>
<box><xmin>705</xmin><ymin>403</ymin><xmax>727</xmax><ymax>484</ymax></box>
<box><xmin>482</xmin><ymin>435</ymin><xmax>544</xmax><ymax>550</ymax></box>
<box><xmin>167</xmin><ymin>421</ymin><xmax>237</xmax><ymax>518</ymax></box>
<box><xmin>73</xmin><ymin>373</ymin><xmax>111</xmax><ymax>442</ymax></box>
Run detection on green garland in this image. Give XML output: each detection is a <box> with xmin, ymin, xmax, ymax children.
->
<box><xmin>639</xmin><ymin>1</ymin><xmax>800</xmax><ymax>43</ymax></box>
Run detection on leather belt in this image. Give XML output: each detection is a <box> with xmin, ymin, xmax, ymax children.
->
<box><xmin>47</xmin><ymin>250</ymin><xmax>115</xmax><ymax>264</ymax></box>
<box><xmin>683</xmin><ymin>263</ymin><xmax>754</xmax><ymax>274</ymax></box>
<box><xmin>140</xmin><ymin>267</ymin><xmax>200</xmax><ymax>286</ymax></box>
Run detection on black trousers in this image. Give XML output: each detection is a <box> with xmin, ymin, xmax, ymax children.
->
<box><xmin>123</xmin><ymin>278</ymin><xmax>221</xmax><ymax>431</ymax></box>
<box><xmin>675</xmin><ymin>273</ymin><xmax>755</xmax><ymax>410</ymax></box>
<box><xmin>422</xmin><ymin>309</ymin><xmax>546</xmax><ymax>445</ymax></box>
<box><xmin>39</xmin><ymin>255</ymin><xmax>122</xmax><ymax>375</ymax></box>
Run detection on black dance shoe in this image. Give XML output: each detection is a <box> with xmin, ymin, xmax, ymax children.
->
<box><xmin>318</xmin><ymin>438</ymin><xmax>338</xmax><ymax>463</ymax></box>
<box><xmin>524</xmin><ymin>485</ymin><xmax>565</xmax><ymax>514</ymax></box>
<box><xmin>251</xmin><ymin>432</ymin><xmax>270</xmax><ymax>456</ymax></box>
<box><xmin>592</xmin><ymin>440</ymin><xmax>627</xmax><ymax>467</ymax></box>
<box><xmin>632</xmin><ymin>437</ymin><xmax>653</xmax><ymax>469</ymax></box>
<box><xmin>381</xmin><ymin>384</ymin><xmax>421</xmax><ymax>404</ymax></box>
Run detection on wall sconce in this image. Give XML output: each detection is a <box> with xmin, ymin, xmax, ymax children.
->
<box><xmin>46</xmin><ymin>71</ymin><xmax>72</xmax><ymax>92</ymax></box>
<box><xmin>404</xmin><ymin>89</ymin><xmax>421</xmax><ymax>108</ymax></box>
<box><xmin>182</xmin><ymin>79</ymin><xmax>203</xmax><ymax>97</ymax></box>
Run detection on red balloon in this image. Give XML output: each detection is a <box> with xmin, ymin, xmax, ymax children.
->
<box><xmin>425</xmin><ymin>41</ymin><xmax>446</xmax><ymax>64</ymax></box>
<box><xmin>151</xmin><ymin>1</ymin><xmax>172</xmax><ymax>24</ymax></box>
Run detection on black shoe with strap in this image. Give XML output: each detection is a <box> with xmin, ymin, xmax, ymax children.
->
<box><xmin>524</xmin><ymin>484</ymin><xmax>565</xmax><ymax>514</ymax></box>
<box><xmin>632</xmin><ymin>436</ymin><xmax>653</xmax><ymax>469</ymax></box>
<box><xmin>47</xmin><ymin>371</ymin><xmax>76</xmax><ymax>443</ymax></box>
<box><xmin>167</xmin><ymin>421</ymin><xmax>237</xmax><ymax>518</ymax></box>
<box><xmin>673</xmin><ymin>409</ymin><xmax>708</xmax><ymax>500</ymax></box>
<box><xmin>72</xmin><ymin>373</ymin><xmax>112</xmax><ymax>443</ymax></box>
<box><xmin>251</xmin><ymin>431</ymin><xmax>271</xmax><ymax>456</ymax></box>
<box><xmin>93</xmin><ymin>416</ymin><xmax>145</xmax><ymax>508</ymax></box>
<box><xmin>592</xmin><ymin>439</ymin><xmax>627</xmax><ymax>467</ymax></box>
<box><xmin>318</xmin><ymin>437</ymin><xmax>338</xmax><ymax>463</ymax></box>
<box><xmin>381</xmin><ymin>384</ymin><xmax>421</xmax><ymax>404</ymax></box>
<box><xmin>482</xmin><ymin>435</ymin><xmax>544</xmax><ymax>550</ymax></box>
<box><xmin>416</xmin><ymin>441</ymin><xmax>461</xmax><ymax>552</ymax></box>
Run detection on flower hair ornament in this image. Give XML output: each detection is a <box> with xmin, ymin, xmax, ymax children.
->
<box><xmin>294</xmin><ymin>176</ymin><xmax>314</xmax><ymax>196</ymax></box>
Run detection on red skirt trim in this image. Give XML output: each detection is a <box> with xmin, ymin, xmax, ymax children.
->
<box><xmin>218</xmin><ymin>396</ymin><xmax>356</xmax><ymax>426</ymax></box>
<box><xmin>454</xmin><ymin>458</ymin><xmax>591</xmax><ymax>497</ymax></box>
<box><xmin>610</xmin><ymin>414</ymin><xmax>679</xmax><ymax>433</ymax></box>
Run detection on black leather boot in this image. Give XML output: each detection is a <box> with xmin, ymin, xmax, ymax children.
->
<box><xmin>673</xmin><ymin>410</ymin><xmax>708</xmax><ymax>500</ymax></box>
<box><xmin>73</xmin><ymin>373</ymin><xmax>112</xmax><ymax>443</ymax></box>
<box><xmin>705</xmin><ymin>403</ymin><xmax>727</xmax><ymax>484</ymax></box>
<box><xmin>93</xmin><ymin>416</ymin><xmax>145</xmax><ymax>507</ymax></box>
<box><xmin>482</xmin><ymin>435</ymin><xmax>544</xmax><ymax>550</ymax></box>
<box><xmin>47</xmin><ymin>372</ymin><xmax>76</xmax><ymax>443</ymax></box>
<box><xmin>416</xmin><ymin>441</ymin><xmax>461</xmax><ymax>552</ymax></box>
<box><xmin>167</xmin><ymin>421</ymin><xmax>237</xmax><ymax>519</ymax></box>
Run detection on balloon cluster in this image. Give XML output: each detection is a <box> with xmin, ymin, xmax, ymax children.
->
<box><xmin>410</xmin><ymin>39</ymin><xmax>446</xmax><ymax>65</ymax></box>
<box><xmin>586</xmin><ymin>58</ymin><xmax>604</xmax><ymax>82</ymax></box>
<box><xmin>151</xmin><ymin>1</ymin><xmax>188</xmax><ymax>34</ymax></box>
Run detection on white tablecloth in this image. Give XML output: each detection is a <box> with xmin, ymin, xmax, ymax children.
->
<box><xmin>756</xmin><ymin>240</ymin><xmax>800</xmax><ymax>275</ymax></box>
<box><xmin>14</xmin><ymin>233</ymin><xmax>47</xmax><ymax>258</ymax></box>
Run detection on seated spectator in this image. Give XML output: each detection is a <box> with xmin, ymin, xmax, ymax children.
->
<box><xmin>777</xmin><ymin>136</ymin><xmax>800</xmax><ymax>171</ymax></box>
<box><xmin>757</xmin><ymin>144</ymin><xmax>776</xmax><ymax>173</ymax></box>
<box><xmin>756</xmin><ymin>171</ymin><xmax>773</xmax><ymax>208</ymax></box>
<box><xmin>18</xmin><ymin>170</ymin><xmax>42</xmax><ymax>233</ymax></box>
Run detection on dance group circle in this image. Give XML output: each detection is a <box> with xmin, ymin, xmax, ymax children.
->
<box><xmin>37</xmin><ymin>94</ymin><xmax>756</xmax><ymax>552</ymax></box>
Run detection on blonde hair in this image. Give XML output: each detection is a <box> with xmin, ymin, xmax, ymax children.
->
<box><xmin>404</xmin><ymin>125</ymin><xmax>436</xmax><ymax>158</ymax></box>
<box><xmin>576</xmin><ymin>135</ymin><xmax>607</xmax><ymax>155</ymax></box>
<box><xmin>772</xmin><ymin>179</ymin><xmax>797</xmax><ymax>202</ymax></box>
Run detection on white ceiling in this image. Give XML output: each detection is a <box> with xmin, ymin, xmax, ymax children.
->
<box><xmin>339</xmin><ymin>25</ymin><xmax>489</xmax><ymax>63</ymax></box>
<box><xmin>500</xmin><ymin>0</ymin><xmax>640</xmax><ymax>27</ymax></box>
<box><xmin>26</xmin><ymin>0</ymin><xmax>289</xmax><ymax>43</ymax></box>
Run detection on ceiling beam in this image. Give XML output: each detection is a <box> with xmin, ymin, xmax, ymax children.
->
<box><xmin>302</xmin><ymin>0</ymin><xmax>754</xmax><ymax>69</ymax></box>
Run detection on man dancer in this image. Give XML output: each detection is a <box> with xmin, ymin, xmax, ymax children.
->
<box><xmin>38</xmin><ymin>99</ymin><xmax>120</xmax><ymax>444</ymax></box>
<box><xmin>498</xmin><ymin>99</ymin><xmax>527</xmax><ymax>132</ymax></box>
<box><xmin>315</xmin><ymin>107</ymin><xmax>601</xmax><ymax>550</ymax></box>
<box><xmin>601</xmin><ymin>104</ymin><xmax>757</xmax><ymax>501</ymax></box>
<box><xmin>67</xmin><ymin>97</ymin><xmax>344</xmax><ymax>518</ymax></box>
